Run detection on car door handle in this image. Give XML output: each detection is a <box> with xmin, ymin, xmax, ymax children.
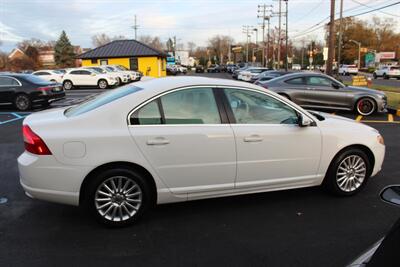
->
<box><xmin>244</xmin><ymin>135</ymin><xmax>263</xmax><ymax>142</ymax></box>
<box><xmin>146</xmin><ymin>138</ymin><xmax>170</xmax><ymax>146</ymax></box>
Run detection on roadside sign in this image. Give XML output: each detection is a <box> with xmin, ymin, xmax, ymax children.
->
<box><xmin>360</xmin><ymin>47</ymin><xmax>368</xmax><ymax>53</ymax></box>
<box><xmin>323</xmin><ymin>47</ymin><xmax>328</xmax><ymax>61</ymax></box>
<box><xmin>352</xmin><ymin>76</ymin><xmax>368</xmax><ymax>86</ymax></box>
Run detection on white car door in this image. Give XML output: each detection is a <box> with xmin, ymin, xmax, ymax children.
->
<box><xmin>222</xmin><ymin>88</ymin><xmax>322</xmax><ymax>189</ymax></box>
<box><xmin>128</xmin><ymin>87</ymin><xmax>236</xmax><ymax>195</ymax></box>
<box><xmin>79</xmin><ymin>70</ymin><xmax>96</xmax><ymax>86</ymax></box>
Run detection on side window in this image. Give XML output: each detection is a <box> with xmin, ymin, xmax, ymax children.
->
<box><xmin>307</xmin><ymin>76</ymin><xmax>332</xmax><ymax>87</ymax></box>
<box><xmin>224</xmin><ymin>88</ymin><xmax>298</xmax><ymax>125</ymax></box>
<box><xmin>285</xmin><ymin>77</ymin><xmax>305</xmax><ymax>85</ymax></box>
<box><xmin>34</xmin><ymin>72</ymin><xmax>44</xmax><ymax>76</ymax></box>
<box><xmin>70</xmin><ymin>70</ymin><xmax>80</xmax><ymax>75</ymax></box>
<box><xmin>161</xmin><ymin>88</ymin><xmax>221</xmax><ymax>124</ymax></box>
<box><xmin>0</xmin><ymin>77</ymin><xmax>19</xmax><ymax>86</ymax></box>
<box><xmin>131</xmin><ymin>100</ymin><xmax>162</xmax><ymax>125</ymax></box>
<box><xmin>80</xmin><ymin>70</ymin><xmax>91</xmax><ymax>75</ymax></box>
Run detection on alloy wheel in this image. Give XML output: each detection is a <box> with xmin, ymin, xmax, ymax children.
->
<box><xmin>99</xmin><ymin>80</ymin><xmax>108</xmax><ymax>89</ymax></box>
<box><xmin>64</xmin><ymin>81</ymin><xmax>72</xmax><ymax>90</ymax></box>
<box><xmin>336</xmin><ymin>155</ymin><xmax>366</xmax><ymax>192</ymax></box>
<box><xmin>94</xmin><ymin>176</ymin><xmax>142</xmax><ymax>222</ymax></box>
<box><xmin>15</xmin><ymin>95</ymin><xmax>30</xmax><ymax>111</ymax></box>
<box><xmin>357</xmin><ymin>98</ymin><xmax>375</xmax><ymax>116</ymax></box>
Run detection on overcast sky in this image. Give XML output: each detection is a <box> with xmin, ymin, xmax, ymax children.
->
<box><xmin>0</xmin><ymin>0</ymin><xmax>399</xmax><ymax>52</ymax></box>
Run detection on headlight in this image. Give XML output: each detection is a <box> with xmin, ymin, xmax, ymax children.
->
<box><xmin>377</xmin><ymin>135</ymin><xmax>384</xmax><ymax>145</ymax></box>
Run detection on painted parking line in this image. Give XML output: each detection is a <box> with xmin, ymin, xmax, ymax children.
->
<box><xmin>388</xmin><ymin>114</ymin><xmax>394</xmax><ymax>122</ymax></box>
<box><xmin>355</xmin><ymin>115</ymin><xmax>363</xmax><ymax>122</ymax></box>
<box><xmin>0</xmin><ymin>112</ymin><xmax>30</xmax><ymax>125</ymax></box>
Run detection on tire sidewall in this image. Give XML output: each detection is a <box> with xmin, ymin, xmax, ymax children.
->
<box><xmin>63</xmin><ymin>80</ymin><xmax>73</xmax><ymax>90</ymax></box>
<box><xmin>98</xmin><ymin>79</ymin><xmax>108</xmax><ymax>89</ymax></box>
<box><xmin>356</xmin><ymin>97</ymin><xmax>376</xmax><ymax>116</ymax></box>
<box><xmin>324</xmin><ymin>149</ymin><xmax>371</xmax><ymax>196</ymax></box>
<box><xmin>84</xmin><ymin>168</ymin><xmax>152</xmax><ymax>227</ymax></box>
<box><xmin>14</xmin><ymin>94</ymin><xmax>31</xmax><ymax>111</ymax></box>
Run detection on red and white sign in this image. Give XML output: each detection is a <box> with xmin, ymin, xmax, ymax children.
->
<box><xmin>377</xmin><ymin>52</ymin><xmax>396</xmax><ymax>60</ymax></box>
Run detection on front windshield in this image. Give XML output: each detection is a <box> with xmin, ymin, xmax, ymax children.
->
<box><xmin>106</xmin><ymin>67</ymin><xmax>116</xmax><ymax>72</ymax></box>
<box><xmin>91</xmin><ymin>68</ymin><xmax>106</xmax><ymax>74</ymax></box>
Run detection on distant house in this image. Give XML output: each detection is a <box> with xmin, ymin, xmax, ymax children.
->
<box><xmin>78</xmin><ymin>39</ymin><xmax>168</xmax><ymax>77</ymax></box>
<box><xmin>8</xmin><ymin>48</ymin><xmax>26</xmax><ymax>61</ymax></box>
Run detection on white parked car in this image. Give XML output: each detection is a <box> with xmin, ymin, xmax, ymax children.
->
<box><xmin>238</xmin><ymin>67</ymin><xmax>269</xmax><ymax>82</ymax></box>
<box><xmin>108</xmin><ymin>65</ymin><xmax>141</xmax><ymax>81</ymax></box>
<box><xmin>339</xmin><ymin>64</ymin><xmax>358</xmax><ymax>75</ymax></box>
<box><xmin>84</xmin><ymin>66</ymin><xmax>130</xmax><ymax>85</ymax></box>
<box><xmin>18</xmin><ymin>77</ymin><xmax>385</xmax><ymax>226</ymax></box>
<box><xmin>32</xmin><ymin>70</ymin><xmax>64</xmax><ymax>83</ymax></box>
<box><xmin>292</xmin><ymin>64</ymin><xmax>301</xmax><ymax>71</ymax></box>
<box><xmin>373</xmin><ymin>65</ymin><xmax>400</xmax><ymax>79</ymax></box>
<box><xmin>62</xmin><ymin>68</ymin><xmax>118</xmax><ymax>90</ymax></box>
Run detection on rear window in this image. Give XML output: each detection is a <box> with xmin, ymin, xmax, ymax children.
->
<box><xmin>23</xmin><ymin>75</ymin><xmax>51</xmax><ymax>84</ymax></box>
<box><xmin>65</xmin><ymin>86</ymin><xmax>143</xmax><ymax>117</ymax></box>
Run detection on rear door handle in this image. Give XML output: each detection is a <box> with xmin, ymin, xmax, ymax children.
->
<box><xmin>146</xmin><ymin>137</ymin><xmax>170</xmax><ymax>146</ymax></box>
<box><xmin>244</xmin><ymin>135</ymin><xmax>263</xmax><ymax>142</ymax></box>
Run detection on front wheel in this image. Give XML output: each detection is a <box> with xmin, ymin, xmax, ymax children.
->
<box><xmin>373</xmin><ymin>73</ymin><xmax>377</xmax><ymax>79</ymax></box>
<box><xmin>356</xmin><ymin>98</ymin><xmax>376</xmax><ymax>116</ymax></box>
<box><xmin>98</xmin><ymin>79</ymin><xmax>108</xmax><ymax>89</ymax></box>
<box><xmin>85</xmin><ymin>168</ymin><xmax>152</xmax><ymax>227</ymax></box>
<box><xmin>63</xmin><ymin>80</ymin><xmax>73</xmax><ymax>90</ymax></box>
<box><xmin>324</xmin><ymin>149</ymin><xmax>371</xmax><ymax>196</ymax></box>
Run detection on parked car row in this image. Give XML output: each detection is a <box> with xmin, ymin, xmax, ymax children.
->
<box><xmin>32</xmin><ymin>65</ymin><xmax>141</xmax><ymax>90</ymax></box>
<box><xmin>166</xmin><ymin>65</ymin><xmax>188</xmax><ymax>75</ymax></box>
<box><xmin>373</xmin><ymin>65</ymin><xmax>400</xmax><ymax>79</ymax></box>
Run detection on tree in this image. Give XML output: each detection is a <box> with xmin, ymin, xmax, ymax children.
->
<box><xmin>92</xmin><ymin>34</ymin><xmax>127</xmax><ymax>47</ymax></box>
<box><xmin>0</xmin><ymin>51</ymin><xmax>8</xmax><ymax>70</ymax></box>
<box><xmin>207</xmin><ymin>35</ymin><xmax>234</xmax><ymax>64</ymax></box>
<box><xmin>138</xmin><ymin>35</ymin><xmax>165</xmax><ymax>51</ymax></box>
<box><xmin>54</xmin><ymin>31</ymin><xmax>75</xmax><ymax>68</ymax></box>
<box><xmin>187</xmin><ymin>42</ymin><xmax>196</xmax><ymax>55</ymax></box>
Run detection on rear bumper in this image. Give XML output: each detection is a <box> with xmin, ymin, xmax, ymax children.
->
<box><xmin>33</xmin><ymin>92</ymin><xmax>65</xmax><ymax>103</ymax></box>
<box><xmin>18</xmin><ymin>151</ymin><xmax>90</xmax><ymax>206</ymax></box>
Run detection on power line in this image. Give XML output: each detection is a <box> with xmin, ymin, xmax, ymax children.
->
<box><xmin>350</xmin><ymin>1</ymin><xmax>400</xmax><ymax>17</ymax></box>
<box><xmin>350</xmin><ymin>0</ymin><xmax>400</xmax><ymax>17</ymax></box>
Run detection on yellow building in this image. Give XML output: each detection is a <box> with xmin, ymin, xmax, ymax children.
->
<box><xmin>78</xmin><ymin>40</ymin><xmax>167</xmax><ymax>78</ymax></box>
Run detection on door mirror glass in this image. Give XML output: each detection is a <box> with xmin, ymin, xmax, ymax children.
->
<box><xmin>298</xmin><ymin>114</ymin><xmax>313</xmax><ymax>127</ymax></box>
<box><xmin>380</xmin><ymin>186</ymin><xmax>400</xmax><ymax>206</ymax></box>
<box><xmin>332</xmin><ymin>83</ymin><xmax>341</xmax><ymax>89</ymax></box>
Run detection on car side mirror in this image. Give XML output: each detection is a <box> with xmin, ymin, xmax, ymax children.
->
<box><xmin>332</xmin><ymin>83</ymin><xmax>340</xmax><ymax>89</ymax></box>
<box><xmin>380</xmin><ymin>186</ymin><xmax>400</xmax><ymax>206</ymax></box>
<box><xmin>298</xmin><ymin>114</ymin><xmax>313</xmax><ymax>127</ymax></box>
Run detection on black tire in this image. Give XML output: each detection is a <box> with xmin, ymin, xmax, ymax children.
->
<box><xmin>14</xmin><ymin>94</ymin><xmax>31</xmax><ymax>111</ymax></box>
<box><xmin>84</xmin><ymin>168</ymin><xmax>153</xmax><ymax>227</ymax></box>
<box><xmin>116</xmin><ymin>77</ymin><xmax>122</xmax><ymax>86</ymax></box>
<box><xmin>356</xmin><ymin>97</ymin><xmax>376</xmax><ymax>116</ymax></box>
<box><xmin>63</xmin><ymin>80</ymin><xmax>73</xmax><ymax>90</ymax></box>
<box><xmin>373</xmin><ymin>73</ymin><xmax>377</xmax><ymax>79</ymax></box>
<box><xmin>323</xmin><ymin>148</ymin><xmax>371</xmax><ymax>196</ymax></box>
<box><xmin>383</xmin><ymin>73</ymin><xmax>389</xmax><ymax>80</ymax></box>
<box><xmin>98</xmin><ymin>79</ymin><xmax>108</xmax><ymax>89</ymax></box>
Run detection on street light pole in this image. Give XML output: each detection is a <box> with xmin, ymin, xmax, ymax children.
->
<box><xmin>349</xmin><ymin>39</ymin><xmax>361</xmax><ymax>69</ymax></box>
<box><xmin>284</xmin><ymin>0</ymin><xmax>288</xmax><ymax>71</ymax></box>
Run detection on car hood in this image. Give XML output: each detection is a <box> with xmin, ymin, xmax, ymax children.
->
<box><xmin>345</xmin><ymin>86</ymin><xmax>385</xmax><ymax>96</ymax></box>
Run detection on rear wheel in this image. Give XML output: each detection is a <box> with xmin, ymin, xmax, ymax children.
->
<box><xmin>383</xmin><ymin>73</ymin><xmax>389</xmax><ymax>79</ymax></box>
<box><xmin>356</xmin><ymin>98</ymin><xmax>376</xmax><ymax>116</ymax></box>
<box><xmin>373</xmin><ymin>73</ymin><xmax>377</xmax><ymax>79</ymax></box>
<box><xmin>84</xmin><ymin>168</ymin><xmax>152</xmax><ymax>227</ymax></box>
<box><xmin>324</xmin><ymin>148</ymin><xmax>371</xmax><ymax>196</ymax></box>
<box><xmin>14</xmin><ymin>94</ymin><xmax>31</xmax><ymax>111</ymax></box>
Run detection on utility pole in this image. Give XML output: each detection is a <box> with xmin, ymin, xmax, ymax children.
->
<box><xmin>242</xmin><ymin>25</ymin><xmax>253</xmax><ymax>63</ymax></box>
<box><xmin>258</xmin><ymin>4</ymin><xmax>273</xmax><ymax>67</ymax></box>
<box><xmin>326</xmin><ymin>0</ymin><xmax>336</xmax><ymax>76</ymax></box>
<box><xmin>337</xmin><ymin>0</ymin><xmax>344</xmax><ymax>68</ymax></box>
<box><xmin>173</xmin><ymin>36</ymin><xmax>177</xmax><ymax>58</ymax></box>
<box><xmin>277</xmin><ymin>0</ymin><xmax>282</xmax><ymax>69</ymax></box>
<box><xmin>253</xmin><ymin>28</ymin><xmax>258</xmax><ymax>62</ymax></box>
<box><xmin>349</xmin><ymin>39</ymin><xmax>361</xmax><ymax>69</ymax></box>
<box><xmin>132</xmin><ymin>15</ymin><xmax>139</xmax><ymax>40</ymax></box>
<box><xmin>284</xmin><ymin>0</ymin><xmax>288</xmax><ymax>71</ymax></box>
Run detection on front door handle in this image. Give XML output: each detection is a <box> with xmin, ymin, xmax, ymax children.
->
<box><xmin>146</xmin><ymin>137</ymin><xmax>170</xmax><ymax>146</ymax></box>
<box><xmin>244</xmin><ymin>135</ymin><xmax>263</xmax><ymax>142</ymax></box>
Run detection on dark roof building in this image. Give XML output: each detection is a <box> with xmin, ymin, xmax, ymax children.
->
<box><xmin>78</xmin><ymin>39</ymin><xmax>168</xmax><ymax>59</ymax></box>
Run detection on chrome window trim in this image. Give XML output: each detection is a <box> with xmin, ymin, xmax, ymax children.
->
<box><xmin>0</xmin><ymin>76</ymin><xmax>22</xmax><ymax>87</ymax></box>
<box><xmin>127</xmin><ymin>85</ymin><xmax>317</xmax><ymax>126</ymax></box>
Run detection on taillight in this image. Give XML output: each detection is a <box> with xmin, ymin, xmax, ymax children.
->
<box><xmin>22</xmin><ymin>125</ymin><xmax>52</xmax><ymax>155</ymax></box>
<box><xmin>36</xmin><ymin>86</ymin><xmax>53</xmax><ymax>91</ymax></box>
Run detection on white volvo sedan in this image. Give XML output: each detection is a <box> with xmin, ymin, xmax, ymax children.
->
<box><xmin>18</xmin><ymin>77</ymin><xmax>385</xmax><ymax>226</ymax></box>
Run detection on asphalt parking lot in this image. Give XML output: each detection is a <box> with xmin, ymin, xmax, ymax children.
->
<box><xmin>0</xmin><ymin>73</ymin><xmax>399</xmax><ymax>267</ymax></box>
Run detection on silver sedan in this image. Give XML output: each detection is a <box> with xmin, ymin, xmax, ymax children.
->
<box><xmin>258</xmin><ymin>72</ymin><xmax>387</xmax><ymax>115</ymax></box>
